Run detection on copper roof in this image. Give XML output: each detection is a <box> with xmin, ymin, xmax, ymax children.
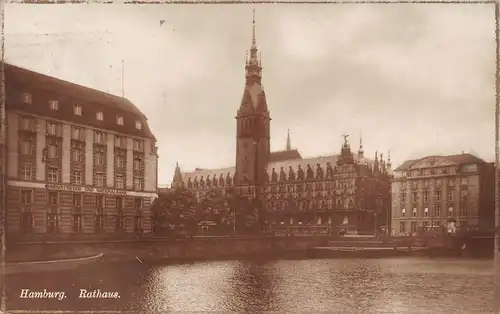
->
<box><xmin>394</xmin><ymin>153</ymin><xmax>486</xmax><ymax>172</ymax></box>
<box><xmin>181</xmin><ymin>151</ymin><xmax>375</xmax><ymax>183</ymax></box>
<box><xmin>269</xmin><ymin>149</ymin><xmax>302</xmax><ymax>162</ymax></box>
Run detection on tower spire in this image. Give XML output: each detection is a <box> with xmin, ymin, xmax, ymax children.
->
<box><xmin>245</xmin><ymin>9</ymin><xmax>262</xmax><ymax>86</ymax></box>
<box><xmin>252</xmin><ymin>9</ymin><xmax>256</xmax><ymax>49</ymax></box>
<box><xmin>358</xmin><ymin>133</ymin><xmax>364</xmax><ymax>158</ymax></box>
<box><xmin>286</xmin><ymin>129</ymin><xmax>291</xmax><ymax>150</ymax></box>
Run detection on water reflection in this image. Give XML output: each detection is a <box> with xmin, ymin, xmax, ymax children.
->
<box><xmin>224</xmin><ymin>261</ymin><xmax>282</xmax><ymax>312</ymax></box>
<box><xmin>6</xmin><ymin>258</ymin><xmax>495</xmax><ymax>313</ymax></box>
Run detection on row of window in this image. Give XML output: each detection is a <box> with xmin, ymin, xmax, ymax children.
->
<box><xmin>19</xmin><ymin>165</ymin><xmax>144</xmax><ymax>190</ymax></box>
<box><xmin>272</xmin><ymin>217</ymin><xmax>333</xmax><ymax>225</ymax></box>
<box><xmin>401</xmin><ymin>190</ymin><xmax>468</xmax><ymax>204</ymax></box>
<box><xmin>19</xmin><ymin>117</ymin><xmax>146</xmax><ymax>150</ymax></box>
<box><xmin>20</xmin><ymin>212</ymin><xmax>144</xmax><ymax>234</ymax></box>
<box><xmin>22</xmin><ymin>93</ymin><xmax>143</xmax><ymax>130</ymax></box>
<box><xmin>400</xmin><ymin>177</ymin><xmax>469</xmax><ymax>189</ymax></box>
<box><xmin>21</xmin><ymin>190</ymin><xmax>143</xmax><ymax>209</ymax></box>
<box><xmin>399</xmin><ymin>205</ymin><xmax>467</xmax><ymax>217</ymax></box>
<box><xmin>266</xmin><ymin>197</ymin><xmax>374</xmax><ymax>211</ymax></box>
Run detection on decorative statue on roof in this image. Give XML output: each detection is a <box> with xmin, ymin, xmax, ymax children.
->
<box><xmin>193</xmin><ymin>177</ymin><xmax>199</xmax><ymax>188</ymax></box>
<box><xmin>288</xmin><ymin>166</ymin><xmax>296</xmax><ymax>181</ymax></box>
<box><xmin>279</xmin><ymin>167</ymin><xmax>286</xmax><ymax>182</ymax></box>
<box><xmin>264</xmin><ymin>168</ymin><xmax>270</xmax><ymax>183</ymax></box>
<box><xmin>187</xmin><ymin>177</ymin><xmax>192</xmax><ymax>188</ymax></box>
<box><xmin>212</xmin><ymin>174</ymin><xmax>218</xmax><ymax>187</ymax></box>
<box><xmin>206</xmin><ymin>176</ymin><xmax>212</xmax><ymax>188</ymax></box>
<box><xmin>219</xmin><ymin>173</ymin><xmax>225</xmax><ymax>187</ymax></box>
<box><xmin>225</xmin><ymin>173</ymin><xmax>232</xmax><ymax>186</ymax></box>
<box><xmin>271</xmin><ymin>168</ymin><xmax>278</xmax><ymax>182</ymax></box>
<box><xmin>200</xmin><ymin>176</ymin><xmax>205</xmax><ymax>188</ymax></box>
<box><xmin>343</xmin><ymin>133</ymin><xmax>349</xmax><ymax>146</ymax></box>
<box><xmin>297</xmin><ymin>165</ymin><xmax>305</xmax><ymax>180</ymax></box>
<box><xmin>316</xmin><ymin>163</ymin><xmax>324</xmax><ymax>180</ymax></box>
<box><xmin>326</xmin><ymin>162</ymin><xmax>334</xmax><ymax>179</ymax></box>
<box><xmin>306</xmin><ymin>164</ymin><xmax>314</xmax><ymax>180</ymax></box>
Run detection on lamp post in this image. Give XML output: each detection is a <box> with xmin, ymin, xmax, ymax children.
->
<box><xmin>232</xmin><ymin>189</ymin><xmax>236</xmax><ymax>237</ymax></box>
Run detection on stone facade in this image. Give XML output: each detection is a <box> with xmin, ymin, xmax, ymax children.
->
<box><xmin>390</xmin><ymin>154</ymin><xmax>495</xmax><ymax>236</ymax></box>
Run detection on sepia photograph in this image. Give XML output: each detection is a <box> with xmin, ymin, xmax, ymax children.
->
<box><xmin>0</xmin><ymin>2</ymin><xmax>499</xmax><ymax>313</ymax></box>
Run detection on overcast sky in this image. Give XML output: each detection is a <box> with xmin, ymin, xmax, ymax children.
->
<box><xmin>5</xmin><ymin>4</ymin><xmax>496</xmax><ymax>185</ymax></box>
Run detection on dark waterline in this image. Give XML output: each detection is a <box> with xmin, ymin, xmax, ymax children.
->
<box><xmin>5</xmin><ymin>257</ymin><xmax>495</xmax><ymax>313</ymax></box>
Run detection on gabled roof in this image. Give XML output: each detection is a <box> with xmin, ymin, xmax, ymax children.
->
<box><xmin>269</xmin><ymin>149</ymin><xmax>302</xmax><ymax>162</ymax></box>
<box><xmin>5</xmin><ymin>62</ymin><xmax>155</xmax><ymax>140</ymax></box>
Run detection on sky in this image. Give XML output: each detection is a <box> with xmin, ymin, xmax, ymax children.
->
<box><xmin>4</xmin><ymin>4</ymin><xmax>496</xmax><ymax>186</ymax></box>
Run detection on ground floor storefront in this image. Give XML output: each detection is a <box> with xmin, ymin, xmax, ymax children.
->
<box><xmin>6</xmin><ymin>181</ymin><xmax>157</xmax><ymax>241</ymax></box>
<box><xmin>391</xmin><ymin>217</ymin><xmax>481</xmax><ymax>236</ymax></box>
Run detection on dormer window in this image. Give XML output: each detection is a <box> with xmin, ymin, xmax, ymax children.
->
<box><xmin>74</xmin><ymin>104</ymin><xmax>82</xmax><ymax>116</ymax></box>
<box><xmin>96</xmin><ymin>111</ymin><xmax>104</xmax><ymax>121</ymax></box>
<box><xmin>135</xmin><ymin>120</ymin><xmax>142</xmax><ymax>130</ymax></box>
<box><xmin>116</xmin><ymin>115</ymin><xmax>124</xmax><ymax>126</ymax></box>
<box><xmin>49</xmin><ymin>100</ymin><xmax>59</xmax><ymax>111</ymax></box>
<box><xmin>22</xmin><ymin>92</ymin><xmax>32</xmax><ymax>104</ymax></box>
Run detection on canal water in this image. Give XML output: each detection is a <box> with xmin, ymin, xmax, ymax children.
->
<box><xmin>5</xmin><ymin>257</ymin><xmax>496</xmax><ymax>313</ymax></box>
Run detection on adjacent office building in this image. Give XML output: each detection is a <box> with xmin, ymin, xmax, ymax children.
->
<box><xmin>5</xmin><ymin>63</ymin><xmax>158</xmax><ymax>240</ymax></box>
<box><xmin>390</xmin><ymin>154</ymin><xmax>494</xmax><ymax>236</ymax></box>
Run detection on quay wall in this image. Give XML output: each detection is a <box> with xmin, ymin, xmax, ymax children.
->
<box><xmin>6</xmin><ymin>236</ymin><xmax>330</xmax><ymax>263</ymax></box>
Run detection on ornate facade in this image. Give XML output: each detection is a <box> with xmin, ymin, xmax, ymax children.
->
<box><xmin>391</xmin><ymin>154</ymin><xmax>495</xmax><ymax>236</ymax></box>
<box><xmin>5</xmin><ymin>62</ymin><xmax>158</xmax><ymax>240</ymax></box>
<box><xmin>171</xmin><ymin>13</ymin><xmax>392</xmax><ymax>235</ymax></box>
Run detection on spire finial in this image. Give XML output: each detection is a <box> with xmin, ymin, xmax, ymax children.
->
<box><xmin>252</xmin><ymin>9</ymin><xmax>256</xmax><ymax>48</ymax></box>
<box><xmin>286</xmin><ymin>129</ymin><xmax>291</xmax><ymax>150</ymax></box>
<box><xmin>245</xmin><ymin>9</ymin><xmax>262</xmax><ymax>85</ymax></box>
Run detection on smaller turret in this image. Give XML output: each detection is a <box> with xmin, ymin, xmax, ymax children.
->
<box><xmin>171</xmin><ymin>162</ymin><xmax>184</xmax><ymax>189</ymax></box>
<box><xmin>286</xmin><ymin>129</ymin><xmax>291</xmax><ymax>150</ymax></box>
<box><xmin>358</xmin><ymin>133</ymin><xmax>364</xmax><ymax>158</ymax></box>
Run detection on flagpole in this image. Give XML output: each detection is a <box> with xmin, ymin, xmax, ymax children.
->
<box><xmin>121</xmin><ymin>59</ymin><xmax>124</xmax><ymax>98</ymax></box>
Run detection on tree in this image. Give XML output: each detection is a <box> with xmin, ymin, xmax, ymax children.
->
<box><xmin>151</xmin><ymin>187</ymin><xmax>198</xmax><ymax>236</ymax></box>
<box><xmin>199</xmin><ymin>189</ymin><xmax>236</xmax><ymax>235</ymax></box>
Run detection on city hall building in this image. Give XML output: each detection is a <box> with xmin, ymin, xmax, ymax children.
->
<box><xmin>170</xmin><ymin>15</ymin><xmax>393</xmax><ymax>236</ymax></box>
<box><xmin>390</xmin><ymin>154</ymin><xmax>495</xmax><ymax>236</ymax></box>
<box><xmin>5</xmin><ymin>62</ymin><xmax>158</xmax><ymax>241</ymax></box>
